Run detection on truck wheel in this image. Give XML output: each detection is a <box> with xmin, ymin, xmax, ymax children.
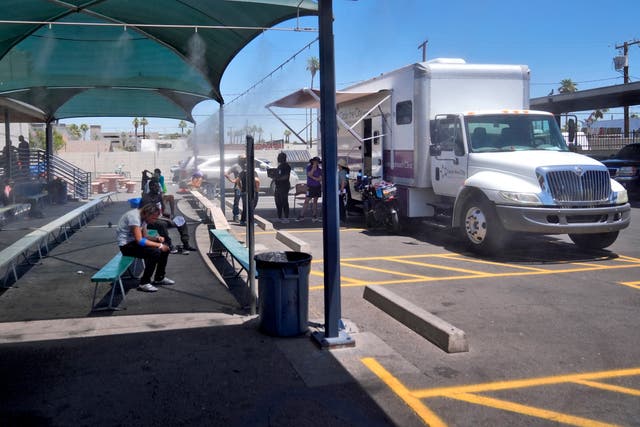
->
<box><xmin>569</xmin><ymin>231</ymin><xmax>618</xmax><ymax>250</ymax></box>
<box><xmin>460</xmin><ymin>197</ymin><xmax>508</xmax><ymax>256</ymax></box>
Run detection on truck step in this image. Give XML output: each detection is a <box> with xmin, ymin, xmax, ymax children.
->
<box><xmin>421</xmin><ymin>216</ymin><xmax>452</xmax><ymax>230</ymax></box>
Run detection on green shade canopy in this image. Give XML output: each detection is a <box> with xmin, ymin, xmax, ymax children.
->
<box><xmin>0</xmin><ymin>0</ymin><xmax>317</xmax><ymax>122</ymax></box>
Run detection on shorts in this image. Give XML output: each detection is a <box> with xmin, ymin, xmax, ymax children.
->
<box><xmin>307</xmin><ymin>185</ymin><xmax>322</xmax><ymax>198</ymax></box>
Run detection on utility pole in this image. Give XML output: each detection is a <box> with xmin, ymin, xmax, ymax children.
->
<box><xmin>615</xmin><ymin>39</ymin><xmax>640</xmax><ymax>138</ymax></box>
<box><xmin>418</xmin><ymin>39</ymin><xmax>428</xmax><ymax>62</ymax></box>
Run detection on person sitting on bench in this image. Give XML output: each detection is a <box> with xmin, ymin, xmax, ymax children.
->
<box><xmin>116</xmin><ymin>202</ymin><xmax>173</xmax><ymax>292</ymax></box>
<box><xmin>140</xmin><ymin>178</ymin><xmax>196</xmax><ymax>254</ymax></box>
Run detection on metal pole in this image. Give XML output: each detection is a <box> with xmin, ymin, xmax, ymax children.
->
<box><xmin>46</xmin><ymin>119</ymin><xmax>53</xmax><ymax>183</ymax></box>
<box><xmin>313</xmin><ymin>0</ymin><xmax>353</xmax><ymax>348</ymax></box>
<box><xmin>219</xmin><ymin>105</ymin><xmax>225</xmax><ymax>211</ymax></box>
<box><xmin>246</xmin><ymin>135</ymin><xmax>257</xmax><ymax>315</ymax></box>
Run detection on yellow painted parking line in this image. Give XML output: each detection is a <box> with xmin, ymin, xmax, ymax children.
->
<box><xmin>361</xmin><ymin>357</ymin><xmax>447</xmax><ymax>427</ymax></box>
<box><xmin>309</xmin><ymin>270</ymin><xmax>365</xmax><ymax>285</ymax></box>
<box><xmin>389</xmin><ymin>258</ymin><xmax>493</xmax><ymax>276</ymax></box>
<box><xmin>412</xmin><ymin>367</ymin><xmax>640</xmax><ymax>397</ymax></box>
<box><xmin>443</xmin><ymin>254</ymin><xmax>552</xmax><ymax>272</ymax></box>
<box><xmin>366</xmin><ymin>357</ymin><xmax>639</xmax><ymax>426</ymax></box>
<box><xmin>444</xmin><ymin>392</ymin><xmax>618</xmax><ymax>427</ymax></box>
<box><xmin>571</xmin><ymin>379</ymin><xmax>640</xmax><ymax>396</ymax></box>
<box><xmin>618</xmin><ymin>255</ymin><xmax>640</xmax><ymax>263</ymax></box>
<box><xmin>340</xmin><ymin>262</ymin><xmax>434</xmax><ymax>280</ymax></box>
<box><xmin>618</xmin><ymin>281</ymin><xmax>640</xmax><ymax>290</ymax></box>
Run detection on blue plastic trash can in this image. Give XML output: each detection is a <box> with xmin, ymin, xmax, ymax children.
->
<box><xmin>255</xmin><ymin>251</ymin><xmax>312</xmax><ymax>337</ymax></box>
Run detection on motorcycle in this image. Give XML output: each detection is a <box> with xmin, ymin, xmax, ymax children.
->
<box><xmin>355</xmin><ymin>176</ymin><xmax>400</xmax><ymax>234</ymax></box>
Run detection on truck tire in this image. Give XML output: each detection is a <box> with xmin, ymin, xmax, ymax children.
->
<box><xmin>460</xmin><ymin>197</ymin><xmax>509</xmax><ymax>256</ymax></box>
<box><xmin>569</xmin><ymin>231</ymin><xmax>618</xmax><ymax>250</ymax></box>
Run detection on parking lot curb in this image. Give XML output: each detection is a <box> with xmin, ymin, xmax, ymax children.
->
<box><xmin>363</xmin><ymin>285</ymin><xmax>468</xmax><ymax>353</ymax></box>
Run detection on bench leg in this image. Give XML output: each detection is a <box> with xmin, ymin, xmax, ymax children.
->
<box><xmin>91</xmin><ymin>278</ymin><xmax>126</xmax><ymax>312</ymax></box>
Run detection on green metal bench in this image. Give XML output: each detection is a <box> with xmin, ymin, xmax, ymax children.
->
<box><xmin>89</xmin><ymin>230</ymin><xmax>157</xmax><ymax>311</ymax></box>
<box><xmin>209</xmin><ymin>229</ymin><xmax>252</xmax><ymax>278</ymax></box>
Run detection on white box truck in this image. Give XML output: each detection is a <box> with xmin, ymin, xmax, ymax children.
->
<box><xmin>335</xmin><ymin>58</ymin><xmax>630</xmax><ymax>255</ymax></box>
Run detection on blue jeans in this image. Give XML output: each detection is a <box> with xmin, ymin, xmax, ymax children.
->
<box><xmin>232</xmin><ymin>188</ymin><xmax>241</xmax><ymax>217</ymax></box>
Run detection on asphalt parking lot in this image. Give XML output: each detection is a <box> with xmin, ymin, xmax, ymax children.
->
<box><xmin>249</xmin><ymin>197</ymin><xmax>640</xmax><ymax>426</ymax></box>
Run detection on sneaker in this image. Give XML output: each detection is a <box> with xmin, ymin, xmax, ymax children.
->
<box><xmin>138</xmin><ymin>283</ymin><xmax>158</xmax><ymax>292</ymax></box>
<box><xmin>312</xmin><ymin>216</ymin><xmax>320</xmax><ymax>222</ymax></box>
<box><xmin>183</xmin><ymin>245</ymin><xmax>198</xmax><ymax>251</ymax></box>
<box><xmin>181</xmin><ymin>249</ymin><xmax>190</xmax><ymax>255</ymax></box>
<box><xmin>169</xmin><ymin>246</ymin><xmax>179</xmax><ymax>254</ymax></box>
<box><xmin>239</xmin><ymin>221</ymin><xmax>246</xmax><ymax>226</ymax></box>
<box><xmin>153</xmin><ymin>277</ymin><xmax>175</xmax><ymax>286</ymax></box>
<box><xmin>282</xmin><ymin>218</ymin><xmax>290</xmax><ymax>224</ymax></box>
<box><xmin>295</xmin><ymin>216</ymin><xmax>304</xmax><ymax>222</ymax></box>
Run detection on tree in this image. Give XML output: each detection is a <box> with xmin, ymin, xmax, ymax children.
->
<box><xmin>132</xmin><ymin>117</ymin><xmax>139</xmax><ymax>137</ymax></box>
<box><xmin>306</xmin><ymin>56</ymin><xmax>320</xmax><ymax>148</ymax></box>
<box><xmin>67</xmin><ymin>123</ymin><xmax>81</xmax><ymax>140</ymax></box>
<box><xmin>284</xmin><ymin>129</ymin><xmax>291</xmax><ymax>143</ymax></box>
<box><xmin>140</xmin><ymin>117</ymin><xmax>149</xmax><ymax>138</ymax></box>
<box><xmin>33</xmin><ymin>129</ymin><xmax>66</xmax><ymax>153</ymax></box>
<box><xmin>306</xmin><ymin>56</ymin><xmax>320</xmax><ymax>89</ymax></box>
<box><xmin>178</xmin><ymin>120</ymin><xmax>187</xmax><ymax>134</ymax></box>
<box><xmin>558</xmin><ymin>79</ymin><xmax>578</xmax><ymax>94</ymax></box>
<box><xmin>80</xmin><ymin>123</ymin><xmax>89</xmax><ymax>140</ymax></box>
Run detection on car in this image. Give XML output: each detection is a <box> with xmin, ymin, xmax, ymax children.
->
<box><xmin>191</xmin><ymin>155</ymin><xmax>298</xmax><ymax>196</ymax></box>
<box><xmin>601</xmin><ymin>143</ymin><xmax>640</xmax><ymax>196</ymax></box>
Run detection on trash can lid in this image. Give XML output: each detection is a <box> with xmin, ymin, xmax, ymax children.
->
<box><xmin>255</xmin><ymin>251</ymin><xmax>312</xmax><ymax>268</ymax></box>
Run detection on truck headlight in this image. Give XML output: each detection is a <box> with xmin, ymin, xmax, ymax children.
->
<box><xmin>617</xmin><ymin>166</ymin><xmax>637</xmax><ymax>177</ymax></box>
<box><xmin>615</xmin><ymin>189</ymin><xmax>628</xmax><ymax>204</ymax></box>
<box><xmin>499</xmin><ymin>191</ymin><xmax>541</xmax><ymax>205</ymax></box>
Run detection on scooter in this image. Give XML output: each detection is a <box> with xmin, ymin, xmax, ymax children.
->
<box><xmin>355</xmin><ymin>176</ymin><xmax>400</xmax><ymax>234</ymax></box>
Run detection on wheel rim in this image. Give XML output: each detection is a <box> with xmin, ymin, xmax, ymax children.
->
<box><xmin>464</xmin><ymin>206</ymin><xmax>487</xmax><ymax>244</ymax></box>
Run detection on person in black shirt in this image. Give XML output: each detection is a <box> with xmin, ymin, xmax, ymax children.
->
<box><xmin>273</xmin><ymin>152</ymin><xmax>291</xmax><ymax>222</ymax></box>
<box><xmin>140</xmin><ymin>178</ymin><xmax>196</xmax><ymax>254</ymax></box>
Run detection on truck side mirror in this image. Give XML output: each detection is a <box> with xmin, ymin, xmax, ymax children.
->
<box><xmin>429</xmin><ymin>145</ymin><xmax>442</xmax><ymax>156</ymax></box>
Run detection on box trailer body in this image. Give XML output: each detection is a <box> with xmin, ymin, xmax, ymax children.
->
<box><xmin>335</xmin><ymin>59</ymin><xmax>630</xmax><ymax>254</ymax></box>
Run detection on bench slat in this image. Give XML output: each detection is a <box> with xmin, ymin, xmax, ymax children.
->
<box><xmin>210</xmin><ymin>229</ymin><xmax>250</xmax><ymax>272</ymax></box>
<box><xmin>91</xmin><ymin>254</ymin><xmax>135</xmax><ymax>282</ymax></box>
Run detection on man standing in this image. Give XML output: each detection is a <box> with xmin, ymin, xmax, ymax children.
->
<box><xmin>224</xmin><ymin>156</ymin><xmax>244</xmax><ymax>222</ymax></box>
<box><xmin>273</xmin><ymin>152</ymin><xmax>291</xmax><ymax>223</ymax></box>
<box><xmin>17</xmin><ymin>135</ymin><xmax>30</xmax><ymax>174</ymax></box>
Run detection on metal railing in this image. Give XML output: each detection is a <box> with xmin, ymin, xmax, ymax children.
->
<box><xmin>0</xmin><ymin>149</ymin><xmax>91</xmax><ymax>200</ymax></box>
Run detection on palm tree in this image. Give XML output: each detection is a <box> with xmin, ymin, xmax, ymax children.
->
<box><xmin>306</xmin><ymin>56</ymin><xmax>320</xmax><ymax>148</ymax></box>
<box><xmin>140</xmin><ymin>117</ymin><xmax>149</xmax><ymax>138</ymax></box>
<box><xmin>284</xmin><ymin>129</ymin><xmax>291</xmax><ymax>143</ymax></box>
<box><xmin>132</xmin><ymin>117</ymin><xmax>139</xmax><ymax>137</ymax></box>
<box><xmin>80</xmin><ymin>123</ymin><xmax>89</xmax><ymax>141</ymax></box>
<box><xmin>178</xmin><ymin>120</ymin><xmax>187</xmax><ymax>134</ymax></box>
<box><xmin>558</xmin><ymin>79</ymin><xmax>578</xmax><ymax>94</ymax></box>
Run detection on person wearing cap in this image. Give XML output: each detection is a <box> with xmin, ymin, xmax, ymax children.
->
<box><xmin>189</xmin><ymin>170</ymin><xmax>203</xmax><ymax>189</ymax></box>
<box><xmin>297</xmin><ymin>156</ymin><xmax>322</xmax><ymax>222</ymax></box>
<box><xmin>141</xmin><ymin>178</ymin><xmax>196</xmax><ymax>254</ymax></box>
<box><xmin>338</xmin><ymin>158</ymin><xmax>350</xmax><ymax>223</ymax></box>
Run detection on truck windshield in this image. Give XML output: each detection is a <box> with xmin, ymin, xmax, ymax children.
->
<box><xmin>465</xmin><ymin>114</ymin><xmax>568</xmax><ymax>153</ymax></box>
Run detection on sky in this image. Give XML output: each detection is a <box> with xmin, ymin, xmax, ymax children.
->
<box><xmin>61</xmin><ymin>0</ymin><xmax>640</xmax><ymax>137</ymax></box>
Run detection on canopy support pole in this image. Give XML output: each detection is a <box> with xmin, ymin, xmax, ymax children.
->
<box><xmin>312</xmin><ymin>0</ymin><xmax>354</xmax><ymax>349</ymax></box>
<box><xmin>219</xmin><ymin>105</ymin><xmax>225</xmax><ymax>212</ymax></box>
<box><xmin>46</xmin><ymin>120</ymin><xmax>53</xmax><ymax>183</ymax></box>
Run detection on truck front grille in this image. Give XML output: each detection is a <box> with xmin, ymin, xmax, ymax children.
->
<box><xmin>544</xmin><ymin>169</ymin><xmax>611</xmax><ymax>204</ymax></box>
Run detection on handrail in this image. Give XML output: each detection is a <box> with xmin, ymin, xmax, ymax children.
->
<box><xmin>0</xmin><ymin>148</ymin><xmax>91</xmax><ymax>200</ymax></box>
